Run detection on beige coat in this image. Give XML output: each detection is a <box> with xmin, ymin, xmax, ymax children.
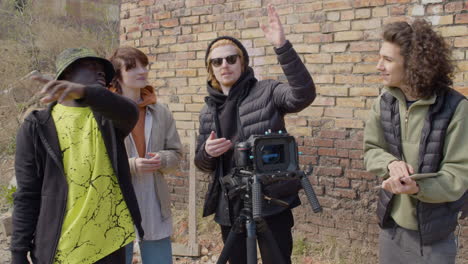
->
<box><xmin>126</xmin><ymin>102</ymin><xmax>182</xmax><ymax>219</ymax></box>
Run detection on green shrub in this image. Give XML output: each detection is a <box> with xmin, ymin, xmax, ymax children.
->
<box><xmin>0</xmin><ymin>185</ymin><xmax>16</xmax><ymax>207</ymax></box>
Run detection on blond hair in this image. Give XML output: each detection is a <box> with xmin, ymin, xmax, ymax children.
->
<box><xmin>206</xmin><ymin>39</ymin><xmax>245</xmax><ymax>91</ymax></box>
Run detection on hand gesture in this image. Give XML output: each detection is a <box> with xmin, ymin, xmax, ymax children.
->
<box><xmin>135</xmin><ymin>152</ymin><xmax>161</xmax><ymax>174</ymax></box>
<box><xmin>204</xmin><ymin>131</ymin><xmax>232</xmax><ymax>157</ymax></box>
<box><xmin>382</xmin><ymin>175</ymin><xmax>419</xmax><ymax>195</ymax></box>
<box><xmin>260</xmin><ymin>4</ymin><xmax>286</xmax><ymax>49</ymax></box>
<box><xmin>31</xmin><ymin>75</ymin><xmax>85</xmax><ymax>104</ymax></box>
<box><xmin>388</xmin><ymin>160</ymin><xmax>414</xmax><ymax>178</ymax></box>
<box><xmin>382</xmin><ymin>160</ymin><xmax>419</xmax><ymax>194</ymax></box>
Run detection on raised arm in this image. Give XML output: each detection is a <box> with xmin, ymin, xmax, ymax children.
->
<box><xmin>261</xmin><ymin>5</ymin><xmax>316</xmax><ymax>113</ymax></box>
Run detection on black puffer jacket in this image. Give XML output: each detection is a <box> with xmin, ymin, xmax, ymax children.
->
<box><xmin>195</xmin><ymin>40</ymin><xmax>316</xmax><ymax>225</ymax></box>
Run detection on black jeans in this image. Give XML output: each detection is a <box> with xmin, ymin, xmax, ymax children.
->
<box><xmin>220</xmin><ymin>209</ymin><xmax>294</xmax><ymax>264</ymax></box>
<box><xmin>94</xmin><ymin>247</ymin><xmax>126</xmax><ymax>264</ymax></box>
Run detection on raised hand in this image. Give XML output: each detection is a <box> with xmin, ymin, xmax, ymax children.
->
<box><xmin>260</xmin><ymin>4</ymin><xmax>286</xmax><ymax>49</ymax></box>
<box><xmin>204</xmin><ymin>131</ymin><xmax>232</xmax><ymax>157</ymax></box>
<box><xmin>31</xmin><ymin>75</ymin><xmax>85</xmax><ymax>104</ymax></box>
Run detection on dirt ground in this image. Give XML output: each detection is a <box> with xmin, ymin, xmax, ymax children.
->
<box><xmin>0</xmin><ymin>154</ymin><xmax>327</xmax><ymax>264</ymax></box>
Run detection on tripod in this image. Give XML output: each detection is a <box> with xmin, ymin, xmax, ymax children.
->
<box><xmin>217</xmin><ymin>169</ymin><xmax>322</xmax><ymax>264</ymax></box>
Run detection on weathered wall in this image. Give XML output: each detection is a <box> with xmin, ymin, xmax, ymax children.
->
<box><xmin>120</xmin><ymin>0</ymin><xmax>468</xmax><ymax>262</ymax></box>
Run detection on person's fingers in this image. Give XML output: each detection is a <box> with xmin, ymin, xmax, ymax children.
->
<box><xmin>147</xmin><ymin>152</ymin><xmax>161</xmax><ymax>160</ymax></box>
<box><xmin>39</xmin><ymin>80</ymin><xmax>60</xmax><ymax>95</ymax></box>
<box><xmin>210</xmin><ymin>141</ymin><xmax>233</xmax><ymax>156</ymax></box>
<box><xmin>210</xmin><ymin>140</ymin><xmax>232</xmax><ymax>151</ymax></box>
<box><xmin>57</xmin><ymin>85</ymin><xmax>76</xmax><ymax>103</ymax></box>
<box><xmin>208</xmin><ymin>138</ymin><xmax>229</xmax><ymax>145</ymax></box>
<box><xmin>140</xmin><ymin>159</ymin><xmax>161</xmax><ymax>164</ymax></box>
<box><xmin>30</xmin><ymin>75</ymin><xmax>52</xmax><ymax>84</ymax></box>
<box><xmin>208</xmin><ymin>131</ymin><xmax>217</xmax><ymax>140</ymax></box>
<box><xmin>406</xmin><ymin>163</ymin><xmax>414</xmax><ymax>174</ymax></box>
<box><xmin>271</xmin><ymin>5</ymin><xmax>280</xmax><ymax>22</ymax></box>
<box><xmin>219</xmin><ymin>140</ymin><xmax>233</xmax><ymax>151</ymax></box>
<box><xmin>40</xmin><ymin>84</ymin><xmax>67</xmax><ymax>103</ymax></box>
<box><xmin>400</xmin><ymin>164</ymin><xmax>410</xmax><ymax>178</ymax></box>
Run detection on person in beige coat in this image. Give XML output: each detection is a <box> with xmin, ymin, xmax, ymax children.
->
<box><xmin>109</xmin><ymin>47</ymin><xmax>182</xmax><ymax>264</ymax></box>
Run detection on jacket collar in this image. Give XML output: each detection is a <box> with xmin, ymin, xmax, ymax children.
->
<box><xmin>385</xmin><ymin>87</ymin><xmax>436</xmax><ymax>108</ymax></box>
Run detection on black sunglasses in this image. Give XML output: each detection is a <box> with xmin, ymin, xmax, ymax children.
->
<box><xmin>210</xmin><ymin>54</ymin><xmax>239</xmax><ymax>67</ymax></box>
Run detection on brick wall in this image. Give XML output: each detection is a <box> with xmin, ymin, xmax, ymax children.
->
<box><xmin>120</xmin><ymin>0</ymin><xmax>468</xmax><ymax>262</ymax></box>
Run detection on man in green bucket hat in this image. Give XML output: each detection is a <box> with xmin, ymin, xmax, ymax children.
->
<box><xmin>11</xmin><ymin>48</ymin><xmax>144</xmax><ymax>264</ymax></box>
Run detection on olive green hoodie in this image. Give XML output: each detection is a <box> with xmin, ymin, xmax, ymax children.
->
<box><xmin>364</xmin><ymin>87</ymin><xmax>468</xmax><ymax>230</ymax></box>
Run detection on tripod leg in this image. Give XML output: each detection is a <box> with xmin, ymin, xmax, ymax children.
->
<box><xmin>246</xmin><ymin>218</ymin><xmax>257</xmax><ymax>264</ymax></box>
<box><xmin>217</xmin><ymin>216</ymin><xmax>246</xmax><ymax>264</ymax></box>
<box><xmin>256</xmin><ymin>219</ymin><xmax>287</xmax><ymax>264</ymax></box>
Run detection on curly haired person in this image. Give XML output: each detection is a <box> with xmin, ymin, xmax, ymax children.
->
<box><xmin>364</xmin><ymin>19</ymin><xmax>468</xmax><ymax>264</ymax></box>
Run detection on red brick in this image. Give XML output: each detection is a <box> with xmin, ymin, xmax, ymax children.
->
<box><xmin>161</xmin><ymin>18</ymin><xmax>179</xmax><ymax>28</ymax></box>
<box><xmin>319</xmin><ymin>129</ymin><xmax>348</xmax><ymax>139</ymax></box>
<box><xmin>445</xmin><ymin>1</ymin><xmax>466</xmax><ymax>13</ymax></box>
<box><xmin>318</xmin><ymin>148</ymin><xmax>338</xmax><ymax>156</ymax></box>
<box><xmin>305</xmin><ymin>138</ymin><xmax>335</xmax><ymax>147</ymax></box>
<box><xmin>337</xmin><ymin>149</ymin><xmax>349</xmax><ymax>158</ymax></box>
<box><xmin>349</xmin><ymin>150</ymin><xmax>364</xmax><ymax>159</ymax></box>
<box><xmin>390</xmin><ymin>5</ymin><xmax>406</xmax><ymax>16</ymax></box>
<box><xmin>335</xmin><ymin>188</ymin><xmax>357</xmax><ymax>199</ymax></box>
<box><xmin>335</xmin><ymin>178</ymin><xmax>350</xmax><ymax>188</ymax></box>
<box><xmin>351</xmin><ymin>160</ymin><xmax>365</xmax><ymax>169</ymax></box>
<box><xmin>455</xmin><ymin>13</ymin><xmax>468</xmax><ymax>24</ymax></box>
<box><xmin>298</xmin><ymin>146</ymin><xmax>317</xmax><ymax>155</ymax></box>
<box><xmin>340</xmin><ymin>159</ymin><xmax>350</xmax><ymax>168</ymax></box>
<box><xmin>335</xmin><ymin>140</ymin><xmax>363</xmax><ymax>149</ymax></box>
<box><xmin>299</xmin><ymin>155</ymin><xmax>318</xmax><ymax>165</ymax></box>
<box><xmin>345</xmin><ymin>169</ymin><xmax>376</xmax><ymax>180</ymax></box>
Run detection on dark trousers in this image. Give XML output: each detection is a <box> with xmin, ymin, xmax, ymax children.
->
<box><xmin>220</xmin><ymin>209</ymin><xmax>294</xmax><ymax>264</ymax></box>
<box><xmin>94</xmin><ymin>247</ymin><xmax>126</xmax><ymax>264</ymax></box>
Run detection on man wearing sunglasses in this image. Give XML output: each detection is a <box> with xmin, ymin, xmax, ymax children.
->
<box><xmin>195</xmin><ymin>5</ymin><xmax>316</xmax><ymax>264</ymax></box>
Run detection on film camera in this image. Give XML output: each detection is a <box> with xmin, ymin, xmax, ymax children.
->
<box><xmin>222</xmin><ymin>130</ymin><xmax>322</xmax><ymax>215</ymax></box>
<box><xmin>217</xmin><ymin>131</ymin><xmax>322</xmax><ymax>264</ymax></box>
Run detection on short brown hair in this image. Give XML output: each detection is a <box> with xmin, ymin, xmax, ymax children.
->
<box><xmin>382</xmin><ymin>19</ymin><xmax>453</xmax><ymax>98</ymax></box>
<box><xmin>108</xmin><ymin>47</ymin><xmax>149</xmax><ymax>94</ymax></box>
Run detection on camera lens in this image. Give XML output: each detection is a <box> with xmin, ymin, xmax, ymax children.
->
<box><xmin>260</xmin><ymin>144</ymin><xmax>283</xmax><ymax>164</ymax></box>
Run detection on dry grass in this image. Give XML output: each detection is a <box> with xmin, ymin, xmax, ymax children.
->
<box><xmin>0</xmin><ymin>1</ymin><xmax>119</xmax><ymax>155</ymax></box>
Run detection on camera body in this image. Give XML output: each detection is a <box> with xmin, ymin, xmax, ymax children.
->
<box><xmin>223</xmin><ymin>130</ymin><xmax>322</xmax><ymax>215</ymax></box>
<box><xmin>233</xmin><ymin>132</ymin><xmax>299</xmax><ymax>184</ymax></box>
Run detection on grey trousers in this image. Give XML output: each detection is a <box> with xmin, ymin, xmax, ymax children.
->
<box><xmin>379</xmin><ymin>226</ymin><xmax>457</xmax><ymax>264</ymax></box>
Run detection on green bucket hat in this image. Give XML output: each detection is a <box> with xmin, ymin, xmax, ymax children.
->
<box><xmin>55</xmin><ymin>47</ymin><xmax>115</xmax><ymax>86</ymax></box>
